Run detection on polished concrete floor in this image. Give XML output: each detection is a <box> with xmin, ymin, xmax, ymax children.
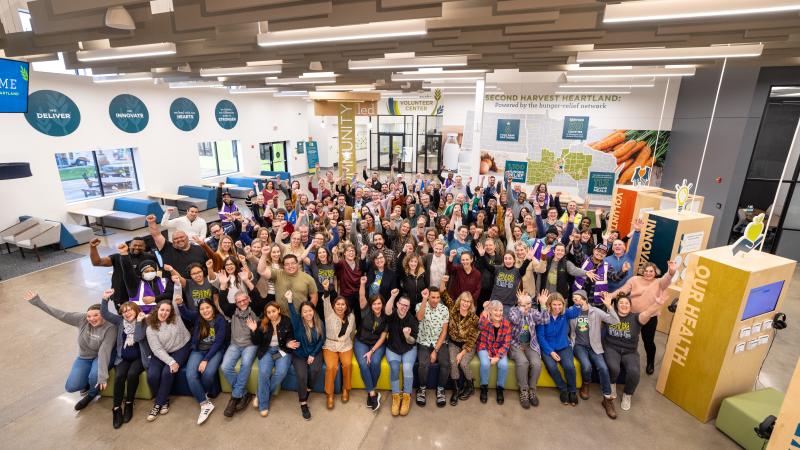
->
<box><xmin>1</xmin><ymin>205</ymin><xmax>798</xmax><ymax>449</ymax></box>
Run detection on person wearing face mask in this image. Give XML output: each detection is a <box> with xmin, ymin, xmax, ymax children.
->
<box><xmin>609</xmin><ymin>261</ymin><xmax>676</xmax><ymax>375</ymax></box>
<box><xmin>355</xmin><ymin>277</ymin><xmax>390</xmax><ymax>411</ymax></box>
<box><xmin>24</xmin><ymin>290</ymin><xmax>117</xmax><ymax>412</ymax></box>
<box><xmin>438</xmin><ymin>276</ymin><xmax>479</xmax><ymax>405</ymax></box>
<box><xmin>286</xmin><ymin>294</ymin><xmax>326</xmax><ymax>420</ymax></box>
<box><xmin>605</xmin><ymin>218</ymin><xmax>643</xmax><ymax>292</ymax></box>
<box><xmin>508</xmin><ymin>291</ymin><xmax>549</xmax><ymax>409</ymax></box>
<box><xmin>144</xmin><ymin>296</ymin><xmax>191</xmax><ymax>422</ymax></box>
<box><xmin>385</xmin><ymin>293</ymin><xmax>419</xmax><ymax>417</ymax></box>
<box><xmin>570</xmin><ymin>290</ymin><xmax>619</xmax><ymax>419</ymax></box>
<box><xmin>602</xmin><ymin>292</ymin><xmax>666</xmax><ymax>412</ymax></box>
<box><xmin>100</xmin><ymin>290</ymin><xmax>150</xmax><ymax>428</ymax></box>
<box><xmin>476</xmin><ymin>300</ymin><xmax>512</xmax><ymax>405</ymax></box>
<box><xmin>121</xmin><ymin>254</ymin><xmax>172</xmax><ymax>314</ymax></box>
<box><xmin>175</xmin><ymin>295</ymin><xmax>228</xmax><ymax>425</ymax></box>
<box><xmin>146</xmin><ymin>215</ymin><xmax>207</xmax><ymax>280</ymax></box>
<box><xmin>89</xmin><ymin>237</ymin><xmax>152</xmax><ymax>308</ymax></box>
<box><xmin>319</xmin><ymin>279</ymin><xmax>356</xmax><ymax>410</ymax></box>
<box><xmin>533</xmin><ymin>243</ymin><xmax>596</xmax><ymax>301</ymax></box>
<box><xmin>248</xmin><ymin>300</ymin><xmax>299</xmax><ymax>417</ymax></box>
<box><xmin>536</xmin><ymin>292</ymin><xmax>582</xmax><ymax>406</ymax></box>
<box><xmin>474</xmin><ymin>242</ymin><xmax>536</xmax><ymax>316</ymax></box>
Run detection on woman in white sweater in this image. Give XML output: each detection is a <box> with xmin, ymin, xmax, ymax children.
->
<box><xmin>320</xmin><ymin>279</ymin><xmax>356</xmax><ymax>410</ymax></box>
<box><xmin>145</xmin><ymin>297</ymin><xmax>191</xmax><ymax>422</ymax></box>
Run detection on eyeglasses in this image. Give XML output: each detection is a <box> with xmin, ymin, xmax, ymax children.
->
<box><xmin>397</xmin><ymin>303</ymin><xmax>410</xmax><ymax>308</ymax></box>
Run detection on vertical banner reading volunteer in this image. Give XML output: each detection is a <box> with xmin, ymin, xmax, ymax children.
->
<box><xmin>337</xmin><ymin>102</ymin><xmax>357</xmax><ymax>178</ymax></box>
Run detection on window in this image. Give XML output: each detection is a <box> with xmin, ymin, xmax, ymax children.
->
<box><xmin>198</xmin><ymin>140</ymin><xmax>240</xmax><ymax>178</ymax></box>
<box><xmin>55</xmin><ymin>149</ymin><xmax>140</xmax><ymax>203</ymax></box>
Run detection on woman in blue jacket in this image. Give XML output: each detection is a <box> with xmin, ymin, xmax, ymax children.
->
<box><xmin>100</xmin><ymin>289</ymin><xmax>150</xmax><ymax>429</ymax></box>
<box><xmin>286</xmin><ymin>291</ymin><xmax>325</xmax><ymax>420</ymax></box>
<box><xmin>536</xmin><ymin>291</ymin><xmax>582</xmax><ymax>406</ymax></box>
<box><xmin>176</xmin><ymin>295</ymin><xmax>227</xmax><ymax>425</ymax></box>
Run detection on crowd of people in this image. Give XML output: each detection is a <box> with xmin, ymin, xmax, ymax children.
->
<box><xmin>25</xmin><ymin>167</ymin><xmax>676</xmax><ymax>428</ymax></box>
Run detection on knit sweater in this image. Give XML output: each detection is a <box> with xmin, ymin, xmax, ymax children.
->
<box><xmin>612</xmin><ymin>272</ymin><xmax>673</xmax><ymax>314</ymax></box>
<box><xmin>321</xmin><ymin>291</ymin><xmax>356</xmax><ymax>352</ymax></box>
<box><xmin>146</xmin><ymin>318</ymin><xmax>191</xmax><ymax>366</ymax></box>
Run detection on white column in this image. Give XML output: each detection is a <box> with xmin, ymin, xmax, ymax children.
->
<box><xmin>466</xmin><ymin>78</ymin><xmax>485</xmax><ymax>181</ymax></box>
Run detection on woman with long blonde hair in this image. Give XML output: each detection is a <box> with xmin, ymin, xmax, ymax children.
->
<box><xmin>438</xmin><ymin>276</ymin><xmax>479</xmax><ymax>405</ymax></box>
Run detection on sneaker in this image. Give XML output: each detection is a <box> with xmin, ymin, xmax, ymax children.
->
<box><xmin>146</xmin><ymin>404</ymin><xmax>161</xmax><ymax>422</ymax></box>
<box><xmin>74</xmin><ymin>394</ymin><xmax>95</xmax><ymax>411</ymax></box>
<box><xmin>123</xmin><ymin>402</ymin><xmax>134</xmax><ymax>423</ymax></box>
<box><xmin>559</xmin><ymin>391</ymin><xmax>569</xmax><ymax>405</ymax></box>
<box><xmin>519</xmin><ymin>388</ymin><xmax>530</xmax><ymax>409</ymax></box>
<box><xmin>260</xmin><ymin>409</ymin><xmax>268</xmax><ymax>417</ymax></box>
<box><xmin>479</xmin><ymin>385</ymin><xmax>488</xmax><ymax>404</ymax></box>
<box><xmin>568</xmin><ymin>392</ymin><xmax>579</xmax><ymax>406</ymax></box>
<box><xmin>372</xmin><ymin>392</ymin><xmax>382</xmax><ymax>412</ymax></box>
<box><xmin>602</xmin><ymin>397</ymin><xmax>617</xmax><ymax>419</ymax></box>
<box><xmin>621</xmin><ymin>394</ymin><xmax>632</xmax><ymax>411</ymax></box>
<box><xmin>197</xmin><ymin>401</ymin><xmax>214</xmax><ymax>425</ymax></box>
<box><xmin>416</xmin><ymin>388</ymin><xmax>426</xmax><ymax>407</ymax></box>
<box><xmin>580</xmin><ymin>383</ymin><xmax>590</xmax><ymax>400</ymax></box>
<box><xmin>529</xmin><ymin>390</ymin><xmax>540</xmax><ymax>407</ymax></box>
<box><xmin>160</xmin><ymin>400</ymin><xmax>170</xmax><ymax>415</ymax></box>
<box><xmin>610</xmin><ymin>384</ymin><xmax>617</xmax><ymax>399</ymax></box>
<box><xmin>224</xmin><ymin>397</ymin><xmax>238</xmax><ymax>417</ymax></box>
<box><xmin>79</xmin><ymin>387</ymin><xmax>89</xmax><ymax>396</ymax></box>
<box><xmin>496</xmin><ymin>387</ymin><xmax>505</xmax><ymax>405</ymax></box>
<box><xmin>436</xmin><ymin>387</ymin><xmax>446</xmax><ymax>407</ymax></box>
<box><xmin>113</xmin><ymin>407</ymin><xmax>123</xmax><ymax>429</ymax></box>
<box><xmin>301</xmin><ymin>404</ymin><xmax>311</xmax><ymax>420</ymax></box>
<box><xmin>252</xmin><ymin>396</ymin><xmax>259</xmax><ymax>409</ymax></box>
<box><xmin>366</xmin><ymin>395</ymin><xmax>373</xmax><ymax>408</ymax></box>
<box><xmin>236</xmin><ymin>393</ymin><xmax>252</xmax><ymax>412</ymax></box>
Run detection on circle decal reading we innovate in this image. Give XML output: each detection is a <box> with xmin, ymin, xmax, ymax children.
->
<box><xmin>215</xmin><ymin>99</ymin><xmax>238</xmax><ymax>129</ymax></box>
<box><xmin>169</xmin><ymin>97</ymin><xmax>199</xmax><ymax>131</ymax></box>
<box><xmin>24</xmin><ymin>90</ymin><xmax>81</xmax><ymax>136</ymax></box>
<box><xmin>109</xmin><ymin>94</ymin><xmax>149</xmax><ymax>133</ymax></box>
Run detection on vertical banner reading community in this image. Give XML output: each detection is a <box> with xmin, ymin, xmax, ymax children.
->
<box><xmin>337</xmin><ymin>102</ymin><xmax>357</xmax><ymax>179</ymax></box>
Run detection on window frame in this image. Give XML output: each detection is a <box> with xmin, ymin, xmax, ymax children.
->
<box><xmin>198</xmin><ymin>140</ymin><xmax>240</xmax><ymax>178</ymax></box>
<box><xmin>57</xmin><ymin>148</ymin><xmax>140</xmax><ymax>204</ymax></box>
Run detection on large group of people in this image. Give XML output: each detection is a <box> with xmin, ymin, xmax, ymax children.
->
<box><xmin>26</xmin><ymin>166</ymin><xmax>676</xmax><ymax>428</ymax></box>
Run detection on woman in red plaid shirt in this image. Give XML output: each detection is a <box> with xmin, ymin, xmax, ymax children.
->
<box><xmin>476</xmin><ymin>300</ymin><xmax>512</xmax><ymax>405</ymax></box>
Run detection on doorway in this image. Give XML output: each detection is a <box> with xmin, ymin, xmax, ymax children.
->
<box><xmin>378</xmin><ymin>133</ymin><xmax>405</xmax><ymax>171</ymax></box>
<box><xmin>259</xmin><ymin>141</ymin><xmax>288</xmax><ymax>172</ymax></box>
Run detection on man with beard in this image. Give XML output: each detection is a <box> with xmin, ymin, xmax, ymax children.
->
<box><xmin>89</xmin><ymin>236</ymin><xmax>153</xmax><ymax>308</ymax></box>
<box><xmin>369</xmin><ymin>233</ymin><xmax>397</xmax><ymax>268</ymax></box>
<box><xmin>146</xmin><ymin>214</ymin><xmax>207</xmax><ymax>279</ymax></box>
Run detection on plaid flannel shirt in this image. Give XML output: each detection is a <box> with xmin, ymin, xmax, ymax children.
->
<box><xmin>476</xmin><ymin>316</ymin><xmax>512</xmax><ymax>359</ymax></box>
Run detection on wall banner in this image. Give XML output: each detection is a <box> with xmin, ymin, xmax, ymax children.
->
<box><xmin>562</xmin><ymin>116</ymin><xmax>589</xmax><ymax>140</ymax></box>
<box><xmin>588</xmin><ymin>171</ymin><xmax>615</xmax><ymax>195</ymax></box>
<box><xmin>306</xmin><ymin>141</ymin><xmax>319</xmax><ymax>173</ymax></box>
<box><xmin>169</xmin><ymin>97</ymin><xmax>199</xmax><ymax>132</ymax></box>
<box><xmin>215</xmin><ymin>99</ymin><xmax>238</xmax><ymax>130</ymax></box>
<box><xmin>25</xmin><ymin>90</ymin><xmax>81</xmax><ymax>137</ymax></box>
<box><xmin>108</xmin><ymin>94</ymin><xmax>148</xmax><ymax>133</ymax></box>
<box><xmin>337</xmin><ymin>102</ymin><xmax>357</xmax><ymax>178</ymax></box>
<box><xmin>504</xmin><ymin>160</ymin><xmax>527</xmax><ymax>182</ymax></box>
<box><xmin>386</xmin><ymin>90</ymin><xmax>443</xmax><ymax>116</ymax></box>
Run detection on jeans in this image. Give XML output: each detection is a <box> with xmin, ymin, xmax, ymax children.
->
<box><xmin>185</xmin><ymin>350</ymin><xmax>223</xmax><ymax>404</ymax></box>
<box><xmin>509</xmin><ymin>345</ymin><xmax>542</xmax><ymax>391</ymax></box>
<box><xmin>65</xmin><ymin>357</ymin><xmax>99</xmax><ymax>397</ymax></box>
<box><xmin>386</xmin><ymin>347</ymin><xmax>417</xmax><ymax>394</ymax></box>
<box><xmin>541</xmin><ymin>346</ymin><xmax>577</xmax><ymax>394</ymax></box>
<box><xmin>256</xmin><ymin>347</ymin><xmax>292</xmax><ymax>411</ymax></box>
<box><xmin>574</xmin><ymin>344</ymin><xmax>612</xmax><ymax>396</ymax></box>
<box><xmin>604</xmin><ymin>345</ymin><xmax>641</xmax><ymax>395</ymax></box>
<box><xmin>221</xmin><ymin>344</ymin><xmax>258</xmax><ymax>398</ymax></box>
<box><xmin>417</xmin><ymin>344</ymin><xmax>450</xmax><ymax>388</ymax></box>
<box><xmin>292</xmin><ymin>354</ymin><xmax>323</xmax><ymax>402</ymax></box>
<box><xmin>641</xmin><ymin>316</ymin><xmax>658</xmax><ymax>366</ymax></box>
<box><xmin>447</xmin><ymin>342</ymin><xmax>474</xmax><ymax>380</ymax></box>
<box><xmin>113</xmin><ymin>358</ymin><xmax>144</xmax><ymax>407</ymax></box>
<box><xmin>147</xmin><ymin>342</ymin><xmax>192</xmax><ymax>405</ymax></box>
<box><xmin>478</xmin><ymin>350</ymin><xmax>509</xmax><ymax>388</ymax></box>
<box><xmin>354</xmin><ymin>340</ymin><xmax>385</xmax><ymax>393</ymax></box>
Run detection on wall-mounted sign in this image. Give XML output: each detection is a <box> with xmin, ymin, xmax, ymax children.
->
<box><xmin>169</xmin><ymin>97</ymin><xmax>199</xmax><ymax>131</ymax></box>
<box><xmin>315</xmin><ymin>101</ymin><xmax>377</xmax><ymax>116</ymax></box>
<box><xmin>496</xmin><ymin>119</ymin><xmax>520</xmax><ymax>142</ymax></box>
<box><xmin>24</xmin><ymin>90</ymin><xmax>80</xmax><ymax>136</ymax></box>
<box><xmin>504</xmin><ymin>160</ymin><xmax>527</xmax><ymax>182</ymax></box>
<box><xmin>562</xmin><ymin>116</ymin><xmax>590</xmax><ymax>140</ymax></box>
<box><xmin>296</xmin><ymin>141</ymin><xmax>305</xmax><ymax>154</ymax></box>
<box><xmin>215</xmin><ymin>99</ymin><xmax>238</xmax><ymax>129</ymax></box>
<box><xmin>337</xmin><ymin>102</ymin><xmax>357</xmax><ymax>178</ymax></box>
<box><xmin>306</xmin><ymin>141</ymin><xmax>319</xmax><ymax>173</ymax></box>
<box><xmin>108</xmin><ymin>94</ymin><xmax>149</xmax><ymax>133</ymax></box>
<box><xmin>386</xmin><ymin>90</ymin><xmax>443</xmax><ymax>116</ymax></box>
<box><xmin>588</xmin><ymin>171</ymin><xmax>615</xmax><ymax>195</ymax></box>
<box><xmin>0</xmin><ymin>58</ymin><xmax>30</xmax><ymax>113</ymax></box>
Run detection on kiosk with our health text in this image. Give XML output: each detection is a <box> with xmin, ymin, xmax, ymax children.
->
<box><xmin>656</xmin><ymin>246</ymin><xmax>795</xmax><ymax>422</ymax></box>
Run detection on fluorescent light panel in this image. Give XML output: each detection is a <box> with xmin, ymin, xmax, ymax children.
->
<box><xmin>228</xmin><ymin>87</ymin><xmax>279</xmax><ymax>94</ymax></box>
<box><xmin>169</xmin><ymin>81</ymin><xmax>224</xmax><ymax>89</ymax></box>
<box><xmin>315</xmin><ymin>84</ymin><xmax>375</xmax><ymax>91</ymax></box>
<box><xmin>604</xmin><ymin>0</ymin><xmax>800</xmax><ymax>23</ymax></box>
<box><xmin>349</xmin><ymin>55</ymin><xmax>467</xmax><ymax>70</ymax></box>
<box><xmin>92</xmin><ymin>72</ymin><xmax>153</xmax><ymax>83</ymax></box>
<box><xmin>558</xmin><ymin>83</ymin><xmax>654</xmax><ymax>88</ymax></box>
<box><xmin>555</xmin><ymin>91</ymin><xmax>631</xmax><ymax>95</ymax></box>
<box><xmin>266</xmin><ymin>77</ymin><xmax>336</xmax><ymax>85</ymax></box>
<box><xmin>257</xmin><ymin>19</ymin><xmax>426</xmax><ymax>47</ymax></box>
<box><xmin>273</xmin><ymin>90</ymin><xmax>309</xmax><ymax>97</ymax></box>
<box><xmin>577</xmin><ymin>44</ymin><xmax>763</xmax><ymax>63</ymax></box>
<box><xmin>300</xmin><ymin>72</ymin><xmax>336</xmax><ymax>78</ymax></box>
<box><xmin>393</xmin><ymin>69</ymin><xmax>486</xmax><ymax>82</ymax></box>
<box><xmin>566</xmin><ymin>66</ymin><xmax>696</xmax><ymax>80</ymax></box>
<box><xmin>200</xmin><ymin>65</ymin><xmax>281</xmax><ymax>77</ymax></box>
<box><xmin>77</xmin><ymin>42</ymin><xmax>176</xmax><ymax>62</ymax></box>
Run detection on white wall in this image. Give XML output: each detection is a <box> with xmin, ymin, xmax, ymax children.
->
<box><xmin>0</xmin><ymin>71</ymin><xmax>310</xmax><ymax>228</ymax></box>
<box><xmin>441</xmin><ymin>94</ymin><xmax>474</xmax><ymax>127</ymax></box>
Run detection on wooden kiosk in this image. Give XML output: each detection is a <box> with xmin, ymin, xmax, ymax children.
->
<box><xmin>656</xmin><ymin>246</ymin><xmax>795</xmax><ymax>422</ymax></box>
<box><xmin>608</xmin><ymin>185</ymin><xmax>704</xmax><ymax>237</ymax></box>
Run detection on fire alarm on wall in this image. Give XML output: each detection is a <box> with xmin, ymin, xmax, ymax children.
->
<box><xmin>715</xmin><ymin>176</ymin><xmax>722</xmax><ymax>184</ymax></box>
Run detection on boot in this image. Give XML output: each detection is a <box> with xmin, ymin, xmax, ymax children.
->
<box><xmin>479</xmin><ymin>385</ymin><xmax>488</xmax><ymax>404</ymax></box>
<box><xmin>391</xmin><ymin>393</ymin><xmax>401</xmax><ymax>416</ymax></box>
<box><xmin>400</xmin><ymin>393</ymin><xmax>411</xmax><ymax>416</ymax></box>
<box><xmin>122</xmin><ymin>401</ymin><xmax>134</xmax><ymax>423</ymax></box>
<box><xmin>519</xmin><ymin>388</ymin><xmax>530</xmax><ymax>409</ymax></box>
<box><xmin>602</xmin><ymin>397</ymin><xmax>618</xmax><ymax>419</ymax></box>
<box><xmin>459</xmin><ymin>380</ymin><xmax>474</xmax><ymax>401</ymax></box>
<box><xmin>224</xmin><ymin>397</ymin><xmax>238</xmax><ymax>417</ymax></box>
<box><xmin>450</xmin><ymin>379</ymin><xmax>461</xmax><ymax>406</ymax></box>
<box><xmin>112</xmin><ymin>407</ymin><xmax>123</xmax><ymax>429</ymax></box>
<box><xmin>326</xmin><ymin>394</ymin><xmax>334</xmax><ymax>410</ymax></box>
<box><xmin>235</xmin><ymin>393</ymin><xmax>252</xmax><ymax>412</ymax></box>
<box><xmin>580</xmin><ymin>382</ymin><xmax>590</xmax><ymax>400</ymax></box>
<box><xmin>646</xmin><ymin>362</ymin><xmax>655</xmax><ymax>375</ymax></box>
<box><xmin>529</xmin><ymin>389</ymin><xmax>540</xmax><ymax>407</ymax></box>
<box><xmin>496</xmin><ymin>387</ymin><xmax>505</xmax><ymax>405</ymax></box>
<box><xmin>341</xmin><ymin>389</ymin><xmax>349</xmax><ymax>403</ymax></box>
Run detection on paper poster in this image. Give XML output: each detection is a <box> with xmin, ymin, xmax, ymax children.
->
<box><xmin>562</xmin><ymin>116</ymin><xmax>589</xmax><ymax>140</ymax></box>
<box><xmin>588</xmin><ymin>171</ymin><xmax>615</xmax><ymax>195</ymax></box>
<box><xmin>678</xmin><ymin>231</ymin><xmax>705</xmax><ymax>254</ymax></box>
<box><xmin>496</xmin><ymin>119</ymin><xmax>520</xmax><ymax>141</ymax></box>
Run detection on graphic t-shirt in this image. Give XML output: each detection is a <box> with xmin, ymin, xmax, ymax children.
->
<box><xmin>198</xmin><ymin>319</ymin><xmax>217</xmax><ymax>351</ymax></box>
<box><xmin>604</xmin><ymin>313</ymin><xmax>642</xmax><ymax>351</ymax></box>
<box><xmin>575</xmin><ymin>310</ymin><xmax>590</xmax><ymax>347</ymax></box>
<box><xmin>370</xmin><ymin>272</ymin><xmax>384</xmax><ymax>297</ymax></box>
<box><xmin>183</xmin><ymin>279</ymin><xmax>216</xmax><ymax>310</ymax></box>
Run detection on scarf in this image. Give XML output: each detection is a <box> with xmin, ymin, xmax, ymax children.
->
<box><xmin>123</xmin><ymin>320</ymin><xmax>136</xmax><ymax>348</ymax></box>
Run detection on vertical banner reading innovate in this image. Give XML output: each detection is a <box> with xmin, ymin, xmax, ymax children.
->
<box><xmin>337</xmin><ymin>102</ymin><xmax>357</xmax><ymax>178</ymax></box>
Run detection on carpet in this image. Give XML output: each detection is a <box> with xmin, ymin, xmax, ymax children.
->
<box><xmin>0</xmin><ymin>247</ymin><xmax>84</xmax><ymax>282</ymax></box>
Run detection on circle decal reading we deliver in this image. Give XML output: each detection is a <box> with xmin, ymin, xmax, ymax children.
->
<box><xmin>24</xmin><ymin>90</ymin><xmax>81</xmax><ymax>136</ymax></box>
<box><xmin>215</xmin><ymin>99</ymin><xmax>238</xmax><ymax>129</ymax></box>
<box><xmin>109</xmin><ymin>94</ymin><xmax>149</xmax><ymax>133</ymax></box>
<box><xmin>169</xmin><ymin>97</ymin><xmax>199</xmax><ymax>131</ymax></box>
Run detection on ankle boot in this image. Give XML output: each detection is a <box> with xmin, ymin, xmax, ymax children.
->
<box><xmin>496</xmin><ymin>386</ymin><xmax>505</xmax><ymax>405</ymax></box>
<box><xmin>326</xmin><ymin>394</ymin><xmax>334</xmax><ymax>410</ymax></box>
<box><xmin>450</xmin><ymin>380</ymin><xmax>461</xmax><ymax>406</ymax></box>
<box><xmin>391</xmin><ymin>393</ymin><xmax>401</xmax><ymax>416</ymax></box>
<box><xmin>122</xmin><ymin>402</ymin><xmax>134</xmax><ymax>423</ymax></box>
<box><xmin>479</xmin><ymin>385</ymin><xmax>488</xmax><ymax>404</ymax></box>
<box><xmin>400</xmin><ymin>393</ymin><xmax>411</xmax><ymax>416</ymax></box>
<box><xmin>459</xmin><ymin>379</ymin><xmax>474</xmax><ymax>400</ymax></box>
<box><xmin>112</xmin><ymin>407</ymin><xmax>123</xmax><ymax>429</ymax></box>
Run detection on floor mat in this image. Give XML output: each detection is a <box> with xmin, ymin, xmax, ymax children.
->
<box><xmin>0</xmin><ymin>247</ymin><xmax>84</xmax><ymax>282</ymax></box>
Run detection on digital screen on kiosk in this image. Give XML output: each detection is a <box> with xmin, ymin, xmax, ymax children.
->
<box><xmin>741</xmin><ymin>280</ymin><xmax>784</xmax><ymax>321</ymax></box>
<box><xmin>0</xmin><ymin>57</ymin><xmax>30</xmax><ymax>113</ymax></box>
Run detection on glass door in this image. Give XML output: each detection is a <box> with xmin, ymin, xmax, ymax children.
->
<box><xmin>259</xmin><ymin>141</ymin><xmax>288</xmax><ymax>172</ymax></box>
<box><xmin>378</xmin><ymin>134</ymin><xmax>405</xmax><ymax>170</ymax></box>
